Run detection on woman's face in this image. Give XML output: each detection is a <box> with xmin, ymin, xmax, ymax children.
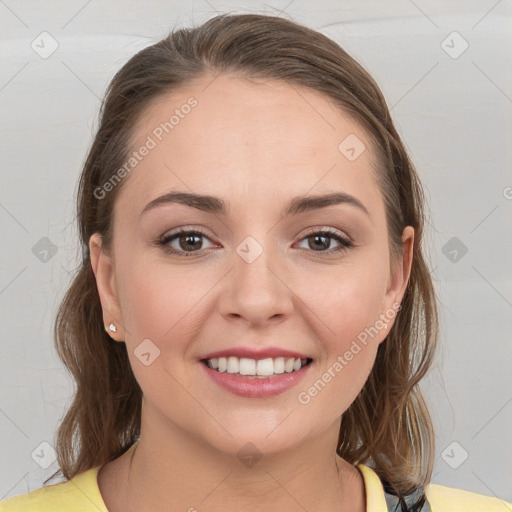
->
<box><xmin>90</xmin><ymin>73</ymin><xmax>413</xmax><ymax>457</ymax></box>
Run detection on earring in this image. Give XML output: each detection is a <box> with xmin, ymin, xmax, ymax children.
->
<box><xmin>105</xmin><ymin>323</ymin><xmax>117</xmax><ymax>333</ymax></box>
<box><xmin>383</xmin><ymin>323</ymin><xmax>388</xmax><ymax>329</ymax></box>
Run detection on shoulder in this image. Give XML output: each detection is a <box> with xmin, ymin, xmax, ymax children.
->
<box><xmin>357</xmin><ymin>463</ymin><xmax>512</xmax><ymax>512</ymax></box>
<box><xmin>425</xmin><ymin>483</ymin><xmax>512</xmax><ymax>512</ymax></box>
<box><xmin>0</xmin><ymin>467</ymin><xmax>107</xmax><ymax>512</ymax></box>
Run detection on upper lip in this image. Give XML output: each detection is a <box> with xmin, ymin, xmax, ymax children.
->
<box><xmin>200</xmin><ymin>347</ymin><xmax>312</xmax><ymax>361</ymax></box>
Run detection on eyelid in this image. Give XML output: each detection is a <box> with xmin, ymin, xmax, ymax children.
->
<box><xmin>299</xmin><ymin>225</ymin><xmax>351</xmax><ymax>241</ymax></box>
<box><xmin>157</xmin><ymin>225</ymin><xmax>354</xmax><ymax>257</ymax></box>
<box><xmin>159</xmin><ymin>226</ymin><xmax>217</xmax><ymax>248</ymax></box>
<box><xmin>158</xmin><ymin>226</ymin><xmax>351</xmax><ymax>245</ymax></box>
<box><xmin>159</xmin><ymin>225</ymin><xmax>212</xmax><ymax>240</ymax></box>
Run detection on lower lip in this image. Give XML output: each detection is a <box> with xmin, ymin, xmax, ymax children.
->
<box><xmin>201</xmin><ymin>361</ymin><xmax>311</xmax><ymax>398</ymax></box>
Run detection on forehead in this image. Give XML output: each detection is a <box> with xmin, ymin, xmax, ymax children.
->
<box><xmin>116</xmin><ymin>73</ymin><xmax>384</xmax><ymax>223</ymax></box>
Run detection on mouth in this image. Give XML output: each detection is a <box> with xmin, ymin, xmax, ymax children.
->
<box><xmin>201</xmin><ymin>356</ymin><xmax>313</xmax><ymax>378</ymax></box>
<box><xmin>200</xmin><ymin>356</ymin><xmax>313</xmax><ymax>398</ymax></box>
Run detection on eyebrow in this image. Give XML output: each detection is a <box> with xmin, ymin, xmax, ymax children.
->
<box><xmin>140</xmin><ymin>191</ymin><xmax>370</xmax><ymax>218</ymax></box>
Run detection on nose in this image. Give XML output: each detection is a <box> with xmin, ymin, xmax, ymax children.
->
<box><xmin>218</xmin><ymin>237</ymin><xmax>293</xmax><ymax>327</ymax></box>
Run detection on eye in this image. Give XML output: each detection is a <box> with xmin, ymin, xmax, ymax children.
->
<box><xmin>157</xmin><ymin>227</ymin><xmax>216</xmax><ymax>257</ymax></box>
<box><xmin>156</xmin><ymin>226</ymin><xmax>354</xmax><ymax>257</ymax></box>
<box><xmin>295</xmin><ymin>228</ymin><xmax>353</xmax><ymax>254</ymax></box>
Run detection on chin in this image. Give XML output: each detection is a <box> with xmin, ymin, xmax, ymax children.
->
<box><xmin>196</xmin><ymin>420</ymin><xmax>311</xmax><ymax>461</ymax></box>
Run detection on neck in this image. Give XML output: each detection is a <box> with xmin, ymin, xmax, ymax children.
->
<box><xmin>100</xmin><ymin>407</ymin><xmax>366</xmax><ymax>512</ymax></box>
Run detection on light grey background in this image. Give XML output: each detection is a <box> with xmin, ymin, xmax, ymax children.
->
<box><xmin>1</xmin><ymin>0</ymin><xmax>511</xmax><ymax>503</ymax></box>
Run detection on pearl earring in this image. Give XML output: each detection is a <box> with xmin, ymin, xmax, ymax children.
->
<box><xmin>106</xmin><ymin>323</ymin><xmax>117</xmax><ymax>333</ymax></box>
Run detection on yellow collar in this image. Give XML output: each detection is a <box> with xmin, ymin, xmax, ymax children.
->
<box><xmin>356</xmin><ymin>463</ymin><xmax>390</xmax><ymax>512</ymax></box>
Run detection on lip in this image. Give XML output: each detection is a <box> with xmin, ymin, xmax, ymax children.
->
<box><xmin>201</xmin><ymin>360</ymin><xmax>312</xmax><ymax>398</ymax></box>
<box><xmin>200</xmin><ymin>346</ymin><xmax>311</xmax><ymax>361</ymax></box>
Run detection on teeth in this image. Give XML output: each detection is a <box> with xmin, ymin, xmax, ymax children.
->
<box><xmin>273</xmin><ymin>357</ymin><xmax>285</xmax><ymax>373</ymax></box>
<box><xmin>239</xmin><ymin>357</ymin><xmax>256</xmax><ymax>375</ymax></box>
<box><xmin>227</xmin><ymin>356</ymin><xmax>238</xmax><ymax>374</ymax></box>
<box><xmin>205</xmin><ymin>356</ymin><xmax>309</xmax><ymax>376</ymax></box>
<box><xmin>256</xmin><ymin>358</ymin><xmax>274</xmax><ymax>376</ymax></box>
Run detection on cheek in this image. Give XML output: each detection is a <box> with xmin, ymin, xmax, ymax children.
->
<box><xmin>299</xmin><ymin>254</ymin><xmax>388</xmax><ymax>343</ymax></box>
<box><xmin>293</xmin><ymin>257</ymin><xmax>387</xmax><ymax>412</ymax></box>
<box><xmin>296</xmin><ymin>285</ymin><xmax>383</xmax><ymax>421</ymax></box>
<box><xmin>115</xmin><ymin>255</ymin><xmax>218</xmax><ymax>372</ymax></box>
<box><xmin>115</xmin><ymin>264</ymin><xmax>207</xmax><ymax>405</ymax></box>
<box><xmin>118</xmin><ymin>268</ymin><xmax>203</xmax><ymax>341</ymax></box>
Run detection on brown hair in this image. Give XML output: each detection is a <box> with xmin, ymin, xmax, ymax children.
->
<box><xmin>47</xmin><ymin>13</ymin><xmax>438</xmax><ymax>509</ymax></box>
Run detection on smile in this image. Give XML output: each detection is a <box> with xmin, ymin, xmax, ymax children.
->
<box><xmin>203</xmin><ymin>356</ymin><xmax>312</xmax><ymax>377</ymax></box>
<box><xmin>201</xmin><ymin>356</ymin><xmax>313</xmax><ymax>398</ymax></box>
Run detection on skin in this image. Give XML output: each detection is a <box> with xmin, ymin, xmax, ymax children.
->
<box><xmin>90</xmin><ymin>73</ymin><xmax>414</xmax><ymax>512</ymax></box>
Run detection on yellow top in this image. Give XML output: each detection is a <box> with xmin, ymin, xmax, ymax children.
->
<box><xmin>1</xmin><ymin>456</ymin><xmax>511</xmax><ymax>512</ymax></box>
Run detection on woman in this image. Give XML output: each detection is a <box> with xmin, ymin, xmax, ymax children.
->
<box><xmin>1</xmin><ymin>13</ymin><xmax>509</xmax><ymax>512</ymax></box>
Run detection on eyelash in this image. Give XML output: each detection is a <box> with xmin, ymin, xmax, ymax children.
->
<box><xmin>156</xmin><ymin>227</ymin><xmax>354</xmax><ymax>257</ymax></box>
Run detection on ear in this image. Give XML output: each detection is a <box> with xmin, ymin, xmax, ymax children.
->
<box><xmin>89</xmin><ymin>233</ymin><xmax>124</xmax><ymax>341</ymax></box>
<box><xmin>380</xmin><ymin>226</ymin><xmax>414</xmax><ymax>334</ymax></box>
